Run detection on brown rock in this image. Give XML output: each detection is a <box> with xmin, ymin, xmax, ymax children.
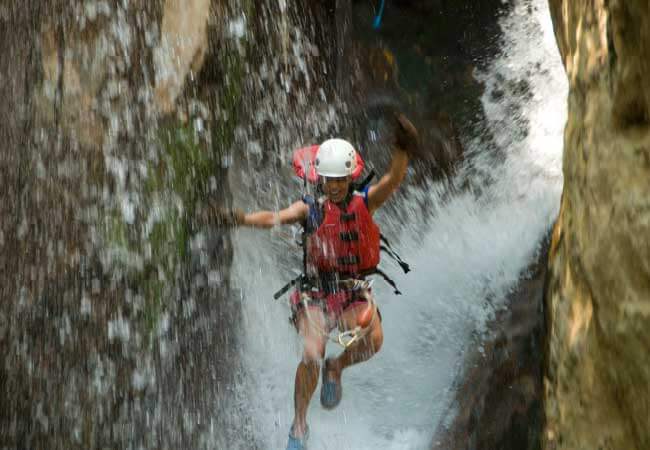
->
<box><xmin>154</xmin><ymin>0</ymin><xmax>211</xmax><ymax>114</ymax></box>
<box><xmin>545</xmin><ymin>1</ymin><xmax>650</xmax><ymax>449</ymax></box>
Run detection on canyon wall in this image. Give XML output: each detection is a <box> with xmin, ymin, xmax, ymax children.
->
<box><xmin>545</xmin><ymin>1</ymin><xmax>650</xmax><ymax>449</ymax></box>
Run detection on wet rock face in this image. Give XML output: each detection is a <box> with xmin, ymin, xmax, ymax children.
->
<box><xmin>0</xmin><ymin>1</ymin><xmax>238</xmax><ymax>448</ymax></box>
<box><xmin>33</xmin><ymin>0</ymin><xmax>209</xmax><ymax>147</ymax></box>
<box><xmin>0</xmin><ymin>0</ymin><xmax>356</xmax><ymax>447</ymax></box>
<box><xmin>545</xmin><ymin>1</ymin><xmax>650</xmax><ymax>449</ymax></box>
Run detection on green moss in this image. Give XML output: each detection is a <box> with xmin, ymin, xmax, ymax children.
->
<box><xmin>156</xmin><ymin>123</ymin><xmax>213</xmax><ymax>208</ymax></box>
<box><xmin>143</xmin><ymin>278</ymin><xmax>165</xmax><ymax>336</ymax></box>
<box><xmin>139</xmin><ymin>121</ymin><xmax>214</xmax><ymax>337</ymax></box>
<box><xmin>100</xmin><ymin>2</ymin><xmax>255</xmax><ymax>343</ymax></box>
<box><xmin>100</xmin><ymin>118</ymin><xmax>216</xmax><ymax>342</ymax></box>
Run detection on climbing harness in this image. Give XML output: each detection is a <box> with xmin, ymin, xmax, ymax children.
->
<box><xmin>300</xmin><ymin>279</ymin><xmax>378</xmax><ymax>349</ymax></box>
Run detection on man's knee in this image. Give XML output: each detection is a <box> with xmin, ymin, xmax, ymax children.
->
<box><xmin>303</xmin><ymin>338</ymin><xmax>326</xmax><ymax>363</ymax></box>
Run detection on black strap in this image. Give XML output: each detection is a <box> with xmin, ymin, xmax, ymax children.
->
<box><xmin>380</xmin><ymin>235</ymin><xmax>410</xmax><ymax>273</ymax></box>
<box><xmin>380</xmin><ymin>245</ymin><xmax>410</xmax><ymax>273</ymax></box>
<box><xmin>355</xmin><ymin>169</ymin><xmax>376</xmax><ymax>191</ymax></box>
<box><xmin>302</xmin><ymin>194</ymin><xmax>323</xmax><ymax>234</ymax></box>
<box><xmin>371</xmin><ymin>267</ymin><xmax>402</xmax><ymax>295</ymax></box>
<box><xmin>273</xmin><ymin>274</ymin><xmax>304</xmax><ymax>300</ymax></box>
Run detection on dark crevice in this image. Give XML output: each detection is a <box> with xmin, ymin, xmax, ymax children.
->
<box><xmin>614</xmin><ymin>94</ymin><xmax>649</xmax><ymax>129</ymax></box>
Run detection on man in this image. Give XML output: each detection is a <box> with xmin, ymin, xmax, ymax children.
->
<box><xmin>208</xmin><ymin>114</ymin><xmax>418</xmax><ymax>450</ymax></box>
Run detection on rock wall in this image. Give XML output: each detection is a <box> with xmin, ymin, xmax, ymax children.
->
<box><xmin>545</xmin><ymin>1</ymin><xmax>650</xmax><ymax>449</ymax></box>
<box><xmin>0</xmin><ymin>1</ymin><xmax>241</xmax><ymax>448</ymax></box>
<box><xmin>0</xmin><ymin>1</ymin><xmax>368</xmax><ymax>448</ymax></box>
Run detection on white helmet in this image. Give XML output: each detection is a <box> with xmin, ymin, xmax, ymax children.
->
<box><xmin>314</xmin><ymin>138</ymin><xmax>357</xmax><ymax>177</ymax></box>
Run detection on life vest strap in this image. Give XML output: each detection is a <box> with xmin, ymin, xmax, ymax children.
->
<box><xmin>370</xmin><ymin>267</ymin><xmax>402</xmax><ymax>295</ymax></box>
<box><xmin>273</xmin><ymin>274</ymin><xmax>307</xmax><ymax>300</ymax></box>
<box><xmin>355</xmin><ymin>169</ymin><xmax>376</xmax><ymax>191</ymax></box>
<box><xmin>379</xmin><ymin>235</ymin><xmax>410</xmax><ymax>273</ymax></box>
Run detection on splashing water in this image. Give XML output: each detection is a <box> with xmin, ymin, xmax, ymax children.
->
<box><xmin>228</xmin><ymin>0</ymin><xmax>566</xmax><ymax>448</ymax></box>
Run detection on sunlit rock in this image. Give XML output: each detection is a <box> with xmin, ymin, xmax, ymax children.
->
<box><xmin>545</xmin><ymin>1</ymin><xmax>650</xmax><ymax>449</ymax></box>
<box><xmin>154</xmin><ymin>0</ymin><xmax>211</xmax><ymax>114</ymax></box>
<box><xmin>34</xmin><ymin>0</ymin><xmax>211</xmax><ymax>148</ymax></box>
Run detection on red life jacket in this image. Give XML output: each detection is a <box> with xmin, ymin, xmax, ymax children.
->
<box><xmin>305</xmin><ymin>192</ymin><xmax>380</xmax><ymax>276</ymax></box>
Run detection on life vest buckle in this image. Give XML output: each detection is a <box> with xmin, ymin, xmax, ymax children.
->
<box><xmin>337</xmin><ymin>255</ymin><xmax>360</xmax><ymax>266</ymax></box>
<box><xmin>339</xmin><ymin>231</ymin><xmax>359</xmax><ymax>242</ymax></box>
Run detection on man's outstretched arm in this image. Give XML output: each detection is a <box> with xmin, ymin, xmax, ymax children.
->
<box><xmin>242</xmin><ymin>201</ymin><xmax>309</xmax><ymax>228</ymax></box>
<box><xmin>200</xmin><ymin>200</ymin><xmax>309</xmax><ymax>229</ymax></box>
<box><xmin>367</xmin><ymin>114</ymin><xmax>419</xmax><ymax>214</ymax></box>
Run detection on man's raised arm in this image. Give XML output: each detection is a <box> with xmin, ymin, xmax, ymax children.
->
<box><xmin>367</xmin><ymin>114</ymin><xmax>419</xmax><ymax>214</ymax></box>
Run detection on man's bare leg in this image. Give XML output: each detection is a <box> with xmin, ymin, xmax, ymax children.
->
<box><xmin>291</xmin><ymin>307</ymin><xmax>329</xmax><ymax>438</ymax></box>
<box><xmin>325</xmin><ymin>300</ymin><xmax>384</xmax><ymax>382</ymax></box>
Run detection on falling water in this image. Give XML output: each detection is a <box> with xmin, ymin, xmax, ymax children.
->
<box><xmin>229</xmin><ymin>0</ymin><xmax>567</xmax><ymax>448</ymax></box>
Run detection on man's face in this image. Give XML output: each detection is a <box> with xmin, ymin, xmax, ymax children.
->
<box><xmin>322</xmin><ymin>176</ymin><xmax>351</xmax><ymax>203</ymax></box>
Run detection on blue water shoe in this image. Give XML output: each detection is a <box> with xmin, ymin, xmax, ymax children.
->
<box><xmin>320</xmin><ymin>358</ymin><xmax>342</xmax><ymax>410</ymax></box>
<box><xmin>286</xmin><ymin>425</ymin><xmax>309</xmax><ymax>450</ymax></box>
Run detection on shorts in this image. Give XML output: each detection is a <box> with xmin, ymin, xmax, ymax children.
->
<box><xmin>289</xmin><ymin>288</ymin><xmax>381</xmax><ymax>329</ymax></box>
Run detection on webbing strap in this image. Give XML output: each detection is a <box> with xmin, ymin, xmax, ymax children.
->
<box><xmin>372</xmin><ymin>268</ymin><xmax>402</xmax><ymax>295</ymax></box>
<box><xmin>380</xmin><ymin>235</ymin><xmax>410</xmax><ymax>273</ymax></box>
<box><xmin>380</xmin><ymin>245</ymin><xmax>410</xmax><ymax>273</ymax></box>
<box><xmin>273</xmin><ymin>274</ymin><xmax>303</xmax><ymax>300</ymax></box>
<box><xmin>356</xmin><ymin>169</ymin><xmax>376</xmax><ymax>191</ymax></box>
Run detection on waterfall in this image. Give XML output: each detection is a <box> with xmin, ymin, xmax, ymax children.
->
<box><xmin>229</xmin><ymin>0</ymin><xmax>567</xmax><ymax>448</ymax></box>
<box><xmin>0</xmin><ymin>0</ymin><xmax>566</xmax><ymax>448</ymax></box>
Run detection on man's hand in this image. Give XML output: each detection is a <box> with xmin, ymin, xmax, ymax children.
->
<box><xmin>198</xmin><ymin>201</ymin><xmax>245</xmax><ymax>227</ymax></box>
<box><xmin>393</xmin><ymin>113</ymin><xmax>420</xmax><ymax>156</ymax></box>
<box><xmin>368</xmin><ymin>114</ymin><xmax>415</xmax><ymax>213</ymax></box>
